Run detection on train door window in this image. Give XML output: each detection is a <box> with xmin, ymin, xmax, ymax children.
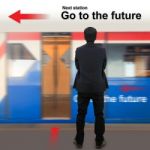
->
<box><xmin>41</xmin><ymin>33</ymin><xmax>71</xmax><ymax>119</ymax></box>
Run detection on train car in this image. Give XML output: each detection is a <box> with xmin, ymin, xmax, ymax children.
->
<box><xmin>0</xmin><ymin>32</ymin><xmax>150</xmax><ymax>123</ymax></box>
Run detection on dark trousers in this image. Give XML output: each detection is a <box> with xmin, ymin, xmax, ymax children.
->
<box><xmin>75</xmin><ymin>92</ymin><xmax>105</xmax><ymax>144</ymax></box>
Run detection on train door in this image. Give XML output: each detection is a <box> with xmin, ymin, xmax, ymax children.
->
<box><xmin>41</xmin><ymin>33</ymin><xmax>71</xmax><ymax>119</ymax></box>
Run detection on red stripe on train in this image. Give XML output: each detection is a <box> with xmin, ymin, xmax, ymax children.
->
<box><xmin>0</xmin><ymin>42</ymin><xmax>5</xmax><ymax>58</ymax></box>
<box><xmin>8</xmin><ymin>32</ymin><xmax>41</xmax><ymax>40</ymax></box>
<box><xmin>72</xmin><ymin>32</ymin><xmax>150</xmax><ymax>40</ymax></box>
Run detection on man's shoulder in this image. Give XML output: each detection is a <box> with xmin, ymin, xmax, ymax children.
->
<box><xmin>76</xmin><ymin>43</ymin><xmax>106</xmax><ymax>53</ymax></box>
<box><xmin>77</xmin><ymin>44</ymin><xmax>86</xmax><ymax>50</ymax></box>
<box><xmin>95</xmin><ymin>43</ymin><xmax>106</xmax><ymax>49</ymax></box>
<box><xmin>76</xmin><ymin>44</ymin><xmax>86</xmax><ymax>53</ymax></box>
<box><xmin>95</xmin><ymin>44</ymin><xmax>106</xmax><ymax>54</ymax></box>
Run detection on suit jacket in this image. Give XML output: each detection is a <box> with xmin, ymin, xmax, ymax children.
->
<box><xmin>73</xmin><ymin>43</ymin><xmax>108</xmax><ymax>93</ymax></box>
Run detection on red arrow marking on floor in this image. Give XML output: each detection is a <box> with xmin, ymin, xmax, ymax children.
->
<box><xmin>50</xmin><ymin>127</ymin><xmax>59</xmax><ymax>143</ymax></box>
<box><xmin>9</xmin><ymin>10</ymin><xmax>48</xmax><ymax>23</ymax></box>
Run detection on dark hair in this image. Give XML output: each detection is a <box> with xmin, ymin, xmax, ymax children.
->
<box><xmin>84</xmin><ymin>27</ymin><xmax>97</xmax><ymax>42</ymax></box>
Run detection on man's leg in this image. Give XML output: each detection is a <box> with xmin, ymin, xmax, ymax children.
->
<box><xmin>75</xmin><ymin>93</ymin><xmax>90</xmax><ymax>145</ymax></box>
<box><xmin>92</xmin><ymin>93</ymin><xmax>105</xmax><ymax>143</ymax></box>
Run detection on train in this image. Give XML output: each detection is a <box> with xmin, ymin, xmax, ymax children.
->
<box><xmin>0</xmin><ymin>32</ymin><xmax>150</xmax><ymax>123</ymax></box>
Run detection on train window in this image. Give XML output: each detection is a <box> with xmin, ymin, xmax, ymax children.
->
<box><xmin>7</xmin><ymin>43</ymin><xmax>36</xmax><ymax>77</ymax></box>
<box><xmin>106</xmin><ymin>44</ymin><xmax>150</xmax><ymax>77</ymax></box>
<box><xmin>7</xmin><ymin>43</ymin><xmax>35</xmax><ymax>60</ymax></box>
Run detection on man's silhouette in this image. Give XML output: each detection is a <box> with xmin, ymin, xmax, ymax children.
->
<box><xmin>73</xmin><ymin>27</ymin><xmax>108</xmax><ymax>148</ymax></box>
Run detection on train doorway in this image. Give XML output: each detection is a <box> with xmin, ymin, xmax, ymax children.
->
<box><xmin>41</xmin><ymin>33</ymin><xmax>71</xmax><ymax>119</ymax></box>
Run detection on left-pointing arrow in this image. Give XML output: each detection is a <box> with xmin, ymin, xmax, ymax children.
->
<box><xmin>9</xmin><ymin>10</ymin><xmax>48</xmax><ymax>23</ymax></box>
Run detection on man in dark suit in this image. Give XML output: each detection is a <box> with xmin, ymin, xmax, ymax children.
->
<box><xmin>73</xmin><ymin>27</ymin><xmax>108</xmax><ymax>149</ymax></box>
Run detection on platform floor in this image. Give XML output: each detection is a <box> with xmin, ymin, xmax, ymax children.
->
<box><xmin>0</xmin><ymin>124</ymin><xmax>150</xmax><ymax>150</ymax></box>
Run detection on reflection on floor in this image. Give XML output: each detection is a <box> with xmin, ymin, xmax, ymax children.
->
<box><xmin>0</xmin><ymin>124</ymin><xmax>150</xmax><ymax>150</ymax></box>
<box><xmin>42</xmin><ymin>95</ymin><xmax>70</xmax><ymax>118</ymax></box>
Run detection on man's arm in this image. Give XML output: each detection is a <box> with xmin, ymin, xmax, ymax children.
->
<box><xmin>73</xmin><ymin>48</ymin><xmax>79</xmax><ymax>89</ymax></box>
<box><xmin>75</xmin><ymin>48</ymin><xmax>79</xmax><ymax>70</ymax></box>
<box><xmin>102</xmin><ymin>48</ymin><xmax>109</xmax><ymax>89</ymax></box>
<box><xmin>103</xmin><ymin>48</ymin><xmax>107</xmax><ymax>70</ymax></box>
